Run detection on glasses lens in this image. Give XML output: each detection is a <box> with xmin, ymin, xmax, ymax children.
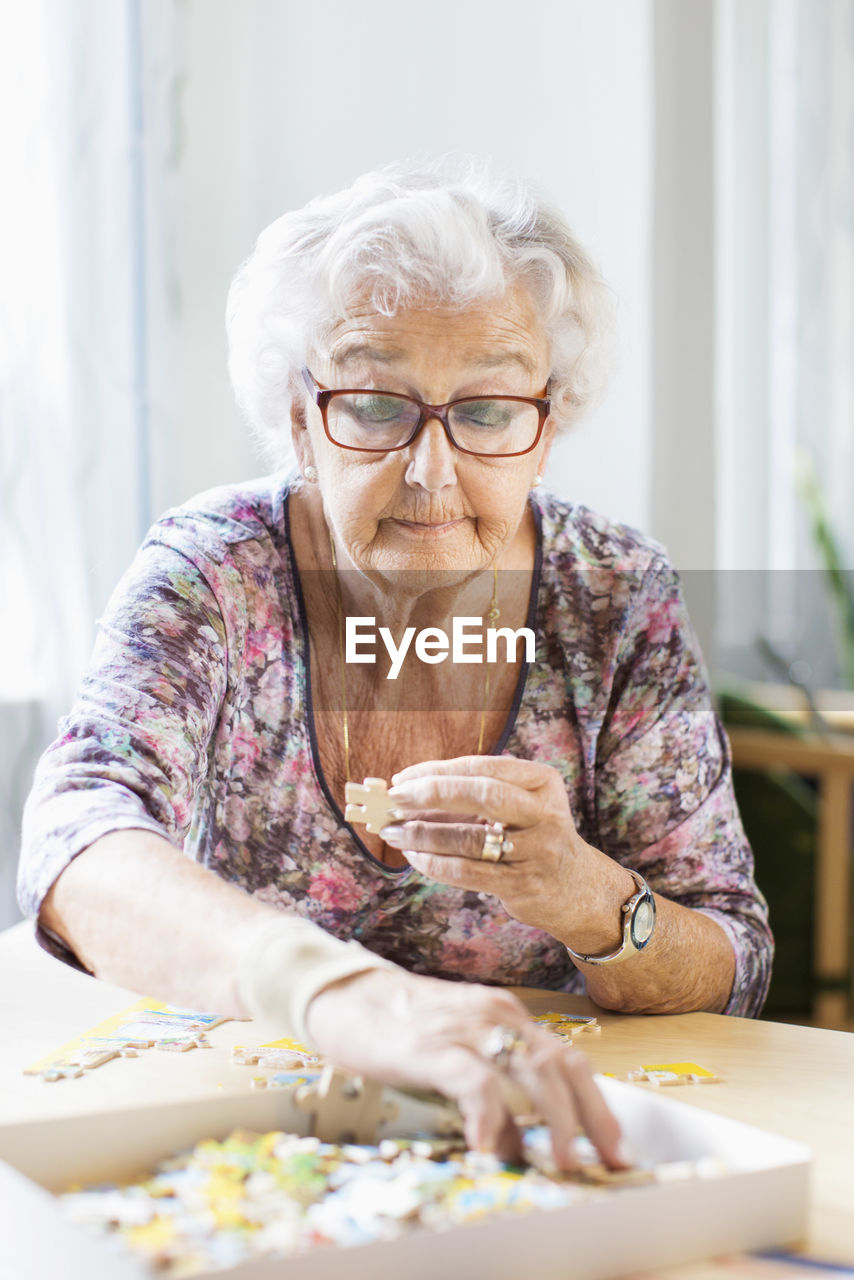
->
<box><xmin>448</xmin><ymin>399</ymin><xmax>541</xmax><ymax>455</ymax></box>
<box><xmin>326</xmin><ymin>392</ymin><xmax>420</xmax><ymax>449</ymax></box>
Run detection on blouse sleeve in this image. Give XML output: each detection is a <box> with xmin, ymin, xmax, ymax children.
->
<box><xmin>593</xmin><ymin>555</ymin><xmax>773</xmax><ymax>1018</ymax></box>
<box><xmin>17</xmin><ymin>532</ymin><xmax>230</xmax><ymax>971</ymax></box>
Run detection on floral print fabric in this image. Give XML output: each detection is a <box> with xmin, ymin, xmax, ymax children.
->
<box><xmin>18</xmin><ymin>475</ymin><xmax>772</xmax><ymax>1016</ymax></box>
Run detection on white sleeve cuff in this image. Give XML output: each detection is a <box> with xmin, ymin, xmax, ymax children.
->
<box><xmin>236</xmin><ymin>915</ymin><xmax>397</xmax><ymax>1045</ymax></box>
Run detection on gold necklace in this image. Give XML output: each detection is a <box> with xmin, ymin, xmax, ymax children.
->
<box><xmin>328</xmin><ymin>532</ymin><xmax>499</xmax><ymax>781</ymax></box>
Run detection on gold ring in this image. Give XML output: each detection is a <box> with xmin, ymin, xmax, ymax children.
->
<box><xmin>483</xmin><ymin>1025</ymin><xmax>529</xmax><ymax>1071</ymax></box>
<box><xmin>480</xmin><ymin>821</ymin><xmax>506</xmax><ymax>862</ymax></box>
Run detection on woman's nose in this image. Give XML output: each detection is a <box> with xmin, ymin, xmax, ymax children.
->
<box><xmin>404</xmin><ymin>417</ymin><xmax>459</xmax><ymax>491</ymax></box>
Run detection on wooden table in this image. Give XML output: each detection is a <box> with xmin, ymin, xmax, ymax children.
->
<box><xmin>1</xmin><ymin>922</ymin><xmax>852</xmax><ymax>1269</ymax></box>
<box><xmin>727</xmin><ymin>725</ymin><xmax>854</xmax><ymax>1031</ymax></box>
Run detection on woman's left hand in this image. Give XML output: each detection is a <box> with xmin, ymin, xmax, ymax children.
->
<box><xmin>381</xmin><ymin>756</ymin><xmax>600</xmax><ymax>943</ymax></box>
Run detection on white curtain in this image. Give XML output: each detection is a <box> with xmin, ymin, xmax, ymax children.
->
<box><xmin>0</xmin><ymin>0</ymin><xmax>185</xmax><ymax>927</ymax></box>
<box><xmin>716</xmin><ymin>0</ymin><xmax>854</xmax><ymax>686</ymax></box>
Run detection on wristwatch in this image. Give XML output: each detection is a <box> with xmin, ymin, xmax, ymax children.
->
<box><xmin>565</xmin><ymin>869</ymin><xmax>656</xmax><ymax>966</ymax></box>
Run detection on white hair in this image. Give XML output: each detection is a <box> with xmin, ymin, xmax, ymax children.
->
<box><xmin>226</xmin><ymin>158</ymin><xmax>616</xmax><ymax>464</ymax></box>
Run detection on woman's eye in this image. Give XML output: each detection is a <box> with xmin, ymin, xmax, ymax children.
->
<box><xmin>350</xmin><ymin>395</ymin><xmax>405</xmax><ymax>423</ymax></box>
<box><xmin>456</xmin><ymin>400</ymin><xmax>513</xmax><ymax>429</ymax></box>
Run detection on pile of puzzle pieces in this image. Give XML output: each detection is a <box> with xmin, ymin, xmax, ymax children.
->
<box><xmin>59</xmin><ymin>1124</ymin><xmax>728</xmax><ymax>1275</ymax></box>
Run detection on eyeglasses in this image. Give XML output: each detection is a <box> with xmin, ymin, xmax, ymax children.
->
<box><xmin>301</xmin><ymin>367</ymin><xmax>550</xmax><ymax>458</ymax></box>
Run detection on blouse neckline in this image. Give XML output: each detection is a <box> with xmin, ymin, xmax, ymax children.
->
<box><xmin>282</xmin><ymin>486</ymin><xmax>544</xmax><ymax>878</ymax></box>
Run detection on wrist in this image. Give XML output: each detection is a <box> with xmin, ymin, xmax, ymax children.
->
<box><xmin>561</xmin><ymin>850</ymin><xmax>644</xmax><ymax>954</ymax></box>
<box><xmin>236</xmin><ymin>914</ymin><xmax>396</xmax><ymax>1044</ymax></box>
<box><xmin>566</xmin><ymin>866</ymin><xmax>656</xmax><ymax>967</ymax></box>
<box><xmin>304</xmin><ymin>966</ymin><xmax>398</xmax><ymax>1043</ymax></box>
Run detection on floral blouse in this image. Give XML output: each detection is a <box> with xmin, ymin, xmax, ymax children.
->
<box><xmin>18</xmin><ymin>475</ymin><xmax>772</xmax><ymax>1017</ymax></box>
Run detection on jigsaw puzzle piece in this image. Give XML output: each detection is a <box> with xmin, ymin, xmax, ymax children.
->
<box><xmin>344</xmin><ymin>777</ymin><xmax>399</xmax><ymax>834</ymax></box>
<box><xmin>295</xmin><ymin>1065</ymin><xmax>399</xmax><ymax>1144</ymax></box>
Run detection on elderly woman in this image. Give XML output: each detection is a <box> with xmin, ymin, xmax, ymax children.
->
<box><xmin>18</xmin><ymin>161</ymin><xmax>771</xmax><ymax>1169</ymax></box>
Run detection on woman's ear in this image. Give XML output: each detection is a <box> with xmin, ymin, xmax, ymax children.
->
<box><xmin>288</xmin><ymin>373</ymin><xmax>314</xmax><ymax>473</ymax></box>
<box><xmin>534</xmin><ymin>417</ymin><xmax>557</xmax><ymax>485</ymax></box>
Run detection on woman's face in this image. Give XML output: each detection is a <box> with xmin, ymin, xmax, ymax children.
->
<box><xmin>293</xmin><ymin>283</ymin><xmax>556</xmax><ymax>581</ymax></box>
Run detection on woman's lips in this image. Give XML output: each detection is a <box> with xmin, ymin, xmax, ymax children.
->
<box><xmin>391</xmin><ymin>518</ymin><xmax>466</xmax><ymax>536</ymax></box>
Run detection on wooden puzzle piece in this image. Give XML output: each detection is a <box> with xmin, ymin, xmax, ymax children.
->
<box><xmin>69</xmin><ymin>1049</ymin><xmax>120</xmax><ymax>1069</ymax></box>
<box><xmin>624</xmin><ymin>1062</ymin><xmax>723</xmax><ymax>1086</ymax></box>
<box><xmin>641</xmin><ymin>1061</ymin><xmax>719</xmax><ymax>1079</ymax></box>
<box><xmin>260</xmin><ymin>1035</ymin><xmax>314</xmax><ymax>1053</ymax></box>
<box><xmin>41</xmin><ymin>1065</ymin><xmax>84</xmax><ymax>1081</ymax></box>
<box><xmin>633</xmin><ymin>1071</ymin><xmax>687</xmax><ymax>1086</ymax></box>
<box><xmin>385</xmin><ymin>1084</ymin><xmax>465</xmax><ymax>1137</ymax></box>
<box><xmin>344</xmin><ymin>777</ymin><xmax>398</xmax><ymax>834</ymax></box>
<box><xmin>533</xmin><ymin>1012</ymin><xmax>601</xmax><ymax>1041</ymax></box>
<box><xmin>268</xmin><ymin>1070</ymin><xmax>321</xmax><ymax>1090</ymax></box>
<box><xmin>232</xmin><ymin>1042</ymin><xmax>321</xmax><ymax>1071</ymax></box>
<box><xmin>295</xmin><ymin>1065</ymin><xmax>399</xmax><ymax>1144</ymax></box>
<box><xmin>232</xmin><ymin>1046</ymin><xmax>261</xmax><ymax>1066</ymax></box>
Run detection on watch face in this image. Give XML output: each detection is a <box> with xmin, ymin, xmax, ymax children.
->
<box><xmin>631</xmin><ymin>896</ymin><xmax>656</xmax><ymax>947</ymax></box>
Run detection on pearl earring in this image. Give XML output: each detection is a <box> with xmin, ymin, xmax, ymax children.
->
<box><xmin>304</xmin><ymin>465</ymin><xmax>319</xmax><ymax>483</ymax></box>
<box><xmin>533</xmin><ymin>473</ymin><xmax>543</xmax><ymax>486</ymax></box>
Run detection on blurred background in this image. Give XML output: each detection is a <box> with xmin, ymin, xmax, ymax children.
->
<box><xmin>1</xmin><ymin>0</ymin><xmax>852</xmax><ymax>1026</ymax></box>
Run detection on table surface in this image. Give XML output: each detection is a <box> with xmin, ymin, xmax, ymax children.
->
<box><xmin>1</xmin><ymin>921</ymin><xmax>852</xmax><ymax>1268</ymax></box>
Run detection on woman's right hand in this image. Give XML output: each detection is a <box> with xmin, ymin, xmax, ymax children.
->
<box><xmin>304</xmin><ymin>967</ymin><xmax>628</xmax><ymax>1171</ymax></box>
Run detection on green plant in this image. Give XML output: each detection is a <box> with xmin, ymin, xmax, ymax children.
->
<box><xmin>796</xmin><ymin>450</ymin><xmax>854</xmax><ymax>689</ymax></box>
<box><xmin>717</xmin><ymin>456</ymin><xmax>853</xmax><ymax>1020</ymax></box>
<box><xmin>717</xmin><ymin>687</ymin><xmax>817</xmax><ymax>1016</ymax></box>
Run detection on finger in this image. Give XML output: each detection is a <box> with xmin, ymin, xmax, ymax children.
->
<box><xmin>381</xmin><ymin>819</ymin><xmax>521</xmax><ymax>863</ymax></box>
<box><xmin>389</xmin><ymin>774</ymin><xmax>541</xmax><ymax>827</ymax></box>
<box><xmin>460</xmin><ymin>1073</ymin><xmax>521</xmax><ymax>1162</ymax></box>
<box><xmin>513</xmin><ymin>1038</ymin><xmax>625</xmax><ymax>1172</ymax></box>
<box><xmin>488</xmin><ymin>1110</ymin><xmax>525</xmax><ymax>1165</ymax></box>
<box><xmin>417</xmin><ymin>1045</ymin><xmax>521</xmax><ymax>1160</ymax></box>
<box><xmin>398</xmin><ymin>808</ymin><xmax>483</xmax><ymax>825</ymax></box>
<box><xmin>558</xmin><ymin>1051</ymin><xmax>627</xmax><ymax>1170</ymax></box>
<box><xmin>393</xmin><ymin>755</ymin><xmax>549</xmax><ymax>790</ymax></box>
<box><xmin>507</xmin><ymin>1040</ymin><xmax>583</xmax><ymax>1171</ymax></box>
<box><xmin>401</xmin><ymin>848</ymin><xmax>508</xmax><ymax>891</ymax></box>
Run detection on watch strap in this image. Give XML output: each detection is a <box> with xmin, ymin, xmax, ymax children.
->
<box><xmin>565</xmin><ymin>869</ymin><xmax>654</xmax><ymax>967</ymax></box>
